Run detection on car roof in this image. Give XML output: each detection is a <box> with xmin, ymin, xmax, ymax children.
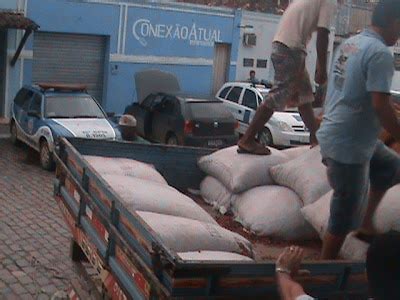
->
<box><xmin>23</xmin><ymin>84</ymin><xmax>91</xmax><ymax>97</ymax></box>
<box><xmin>221</xmin><ymin>81</ymin><xmax>270</xmax><ymax>93</ymax></box>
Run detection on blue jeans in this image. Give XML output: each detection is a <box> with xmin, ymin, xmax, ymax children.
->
<box><xmin>323</xmin><ymin>141</ymin><xmax>400</xmax><ymax>236</ymax></box>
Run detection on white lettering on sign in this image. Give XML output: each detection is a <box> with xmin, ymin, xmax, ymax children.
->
<box><xmin>132</xmin><ymin>19</ymin><xmax>222</xmax><ymax>47</ymax></box>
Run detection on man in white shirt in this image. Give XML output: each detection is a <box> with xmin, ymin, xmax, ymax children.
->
<box><xmin>238</xmin><ymin>0</ymin><xmax>337</xmax><ymax>155</ymax></box>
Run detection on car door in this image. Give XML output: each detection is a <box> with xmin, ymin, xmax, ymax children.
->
<box><xmin>233</xmin><ymin>88</ymin><xmax>257</xmax><ymax>133</ymax></box>
<box><xmin>26</xmin><ymin>93</ymin><xmax>43</xmax><ymax>148</ymax></box>
<box><xmin>223</xmin><ymin>86</ymin><xmax>245</xmax><ymax>123</ymax></box>
<box><xmin>217</xmin><ymin>85</ymin><xmax>235</xmax><ymax>114</ymax></box>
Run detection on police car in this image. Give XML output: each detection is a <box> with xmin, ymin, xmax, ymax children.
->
<box><xmin>10</xmin><ymin>83</ymin><xmax>121</xmax><ymax>170</ymax></box>
<box><xmin>216</xmin><ymin>82</ymin><xmax>310</xmax><ymax>147</ymax></box>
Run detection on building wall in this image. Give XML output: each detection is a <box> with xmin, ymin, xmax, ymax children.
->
<box><xmin>236</xmin><ymin>11</ymin><xmax>335</xmax><ymax>90</ymax></box>
<box><xmin>235</xmin><ymin>11</ymin><xmax>280</xmax><ymax>82</ymax></box>
<box><xmin>0</xmin><ymin>0</ymin><xmax>19</xmax><ymax>11</ymax></box>
<box><xmin>1</xmin><ymin>0</ymin><xmax>24</xmax><ymax>119</ymax></box>
<box><xmin>2</xmin><ymin>0</ymin><xmax>240</xmax><ymax>117</ymax></box>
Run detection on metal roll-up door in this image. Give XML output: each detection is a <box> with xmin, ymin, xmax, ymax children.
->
<box><xmin>33</xmin><ymin>32</ymin><xmax>106</xmax><ymax>104</ymax></box>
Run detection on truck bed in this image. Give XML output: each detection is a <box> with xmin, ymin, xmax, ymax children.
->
<box><xmin>54</xmin><ymin>137</ymin><xmax>367</xmax><ymax>299</ymax></box>
<box><xmin>190</xmin><ymin>194</ymin><xmax>321</xmax><ymax>261</ymax></box>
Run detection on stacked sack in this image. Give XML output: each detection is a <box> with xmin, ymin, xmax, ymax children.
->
<box><xmin>84</xmin><ymin>155</ymin><xmax>254</xmax><ymax>261</ymax></box>
<box><xmin>302</xmin><ymin>185</ymin><xmax>400</xmax><ymax>261</ymax></box>
<box><xmin>198</xmin><ymin>146</ymin><xmax>317</xmax><ymax>241</ymax></box>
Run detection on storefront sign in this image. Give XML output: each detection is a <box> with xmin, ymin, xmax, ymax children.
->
<box><xmin>132</xmin><ymin>18</ymin><xmax>222</xmax><ymax>47</ymax></box>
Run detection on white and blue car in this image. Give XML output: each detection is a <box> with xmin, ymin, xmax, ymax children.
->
<box><xmin>10</xmin><ymin>83</ymin><xmax>121</xmax><ymax>170</ymax></box>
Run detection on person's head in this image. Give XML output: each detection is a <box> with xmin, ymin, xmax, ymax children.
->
<box><xmin>367</xmin><ymin>231</ymin><xmax>400</xmax><ymax>300</ymax></box>
<box><xmin>249</xmin><ymin>70</ymin><xmax>256</xmax><ymax>79</ymax></box>
<box><xmin>371</xmin><ymin>0</ymin><xmax>400</xmax><ymax>46</ymax></box>
<box><xmin>119</xmin><ymin>114</ymin><xmax>137</xmax><ymax>141</ymax></box>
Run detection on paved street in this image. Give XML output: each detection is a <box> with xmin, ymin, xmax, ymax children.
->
<box><xmin>0</xmin><ymin>135</ymin><xmax>80</xmax><ymax>299</ymax></box>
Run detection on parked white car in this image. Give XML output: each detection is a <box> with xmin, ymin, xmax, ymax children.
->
<box><xmin>216</xmin><ymin>82</ymin><xmax>310</xmax><ymax>147</ymax></box>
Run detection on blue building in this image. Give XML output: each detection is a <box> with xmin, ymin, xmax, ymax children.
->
<box><xmin>0</xmin><ymin>0</ymin><xmax>242</xmax><ymax>118</ymax></box>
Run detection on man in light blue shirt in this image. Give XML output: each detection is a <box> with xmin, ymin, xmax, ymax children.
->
<box><xmin>317</xmin><ymin>0</ymin><xmax>400</xmax><ymax>259</ymax></box>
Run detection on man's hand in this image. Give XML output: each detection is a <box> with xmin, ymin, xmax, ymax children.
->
<box><xmin>276</xmin><ymin>246</ymin><xmax>304</xmax><ymax>277</ymax></box>
<box><xmin>276</xmin><ymin>246</ymin><xmax>310</xmax><ymax>300</ymax></box>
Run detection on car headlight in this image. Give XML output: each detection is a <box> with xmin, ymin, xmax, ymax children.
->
<box><xmin>276</xmin><ymin>121</ymin><xmax>293</xmax><ymax>132</ymax></box>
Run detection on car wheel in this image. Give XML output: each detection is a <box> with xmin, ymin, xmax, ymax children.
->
<box><xmin>10</xmin><ymin>122</ymin><xmax>21</xmax><ymax>146</ymax></box>
<box><xmin>166</xmin><ymin>134</ymin><xmax>179</xmax><ymax>146</ymax></box>
<box><xmin>40</xmin><ymin>141</ymin><xmax>55</xmax><ymax>171</ymax></box>
<box><xmin>258</xmin><ymin>128</ymin><xmax>273</xmax><ymax>146</ymax></box>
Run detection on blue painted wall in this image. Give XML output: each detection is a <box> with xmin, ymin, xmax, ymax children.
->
<box><xmin>0</xmin><ymin>0</ymin><xmax>18</xmax><ymax>10</ymax></box>
<box><xmin>27</xmin><ymin>0</ymin><xmax>121</xmax><ymax>53</ymax></box>
<box><xmin>8</xmin><ymin>0</ymin><xmax>240</xmax><ymax>115</ymax></box>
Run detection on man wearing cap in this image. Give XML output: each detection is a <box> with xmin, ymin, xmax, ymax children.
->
<box><xmin>118</xmin><ymin>114</ymin><xmax>150</xmax><ymax>144</ymax></box>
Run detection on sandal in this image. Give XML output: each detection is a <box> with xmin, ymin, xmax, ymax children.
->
<box><xmin>237</xmin><ymin>144</ymin><xmax>271</xmax><ymax>155</ymax></box>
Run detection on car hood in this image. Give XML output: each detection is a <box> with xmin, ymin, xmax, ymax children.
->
<box><xmin>51</xmin><ymin>118</ymin><xmax>116</xmax><ymax>139</ymax></box>
<box><xmin>272</xmin><ymin>112</ymin><xmax>305</xmax><ymax>126</ymax></box>
<box><xmin>135</xmin><ymin>69</ymin><xmax>181</xmax><ymax>104</ymax></box>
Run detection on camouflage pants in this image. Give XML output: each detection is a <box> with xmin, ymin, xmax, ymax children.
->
<box><xmin>264</xmin><ymin>42</ymin><xmax>314</xmax><ymax>110</ymax></box>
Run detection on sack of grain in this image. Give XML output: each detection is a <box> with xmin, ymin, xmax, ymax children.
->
<box><xmin>370</xmin><ymin>185</ymin><xmax>400</xmax><ymax>232</ymax></box>
<box><xmin>177</xmin><ymin>251</ymin><xmax>253</xmax><ymax>261</ymax></box>
<box><xmin>233</xmin><ymin>185</ymin><xmax>317</xmax><ymax>241</ymax></box>
<box><xmin>302</xmin><ymin>185</ymin><xmax>400</xmax><ymax>239</ymax></box>
<box><xmin>339</xmin><ymin>232</ymin><xmax>369</xmax><ymax>261</ymax></box>
<box><xmin>281</xmin><ymin>146</ymin><xmax>310</xmax><ymax>160</ymax></box>
<box><xmin>84</xmin><ymin>155</ymin><xmax>167</xmax><ymax>185</ymax></box>
<box><xmin>102</xmin><ymin>175</ymin><xmax>216</xmax><ymax>224</ymax></box>
<box><xmin>270</xmin><ymin>146</ymin><xmax>331</xmax><ymax>205</ymax></box>
<box><xmin>300</xmin><ymin>191</ymin><xmax>332</xmax><ymax>239</ymax></box>
<box><xmin>200</xmin><ymin>176</ymin><xmax>237</xmax><ymax>215</ymax></box>
<box><xmin>198</xmin><ymin>146</ymin><xmax>288</xmax><ymax>193</ymax></box>
<box><xmin>137</xmin><ymin>211</ymin><xmax>253</xmax><ymax>257</ymax></box>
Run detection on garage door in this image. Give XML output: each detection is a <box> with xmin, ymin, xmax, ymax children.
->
<box><xmin>33</xmin><ymin>32</ymin><xmax>106</xmax><ymax>104</ymax></box>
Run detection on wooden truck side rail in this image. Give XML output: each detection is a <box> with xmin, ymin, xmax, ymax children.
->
<box><xmin>54</xmin><ymin>138</ymin><xmax>368</xmax><ymax>299</ymax></box>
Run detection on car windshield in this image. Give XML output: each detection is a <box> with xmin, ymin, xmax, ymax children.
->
<box><xmin>45</xmin><ymin>95</ymin><xmax>105</xmax><ymax>118</ymax></box>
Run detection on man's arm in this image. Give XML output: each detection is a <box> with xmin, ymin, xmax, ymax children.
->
<box><xmin>315</xmin><ymin>28</ymin><xmax>330</xmax><ymax>84</ymax></box>
<box><xmin>276</xmin><ymin>247</ymin><xmax>313</xmax><ymax>300</ymax></box>
<box><xmin>277</xmin><ymin>272</ymin><xmax>308</xmax><ymax>300</ymax></box>
<box><xmin>372</xmin><ymin>92</ymin><xmax>400</xmax><ymax>141</ymax></box>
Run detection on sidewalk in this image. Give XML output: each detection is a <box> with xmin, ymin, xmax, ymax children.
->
<box><xmin>0</xmin><ymin>138</ymin><xmax>80</xmax><ymax>298</ymax></box>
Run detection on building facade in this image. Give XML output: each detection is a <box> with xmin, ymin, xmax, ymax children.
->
<box><xmin>1</xmin><ymin>0</ymin><xmax>243</xmax><ymax>118</ymax></box>
<box><xmin>1</xmin><ymin>0</ymin><xmax>344</xmax><ymax>119</ymax></box>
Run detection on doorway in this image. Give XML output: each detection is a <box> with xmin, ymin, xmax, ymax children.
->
<box><xmin>212</xmin><ymin>43</ymin><xmax>231</xmax><ymax>95</ymax></box>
